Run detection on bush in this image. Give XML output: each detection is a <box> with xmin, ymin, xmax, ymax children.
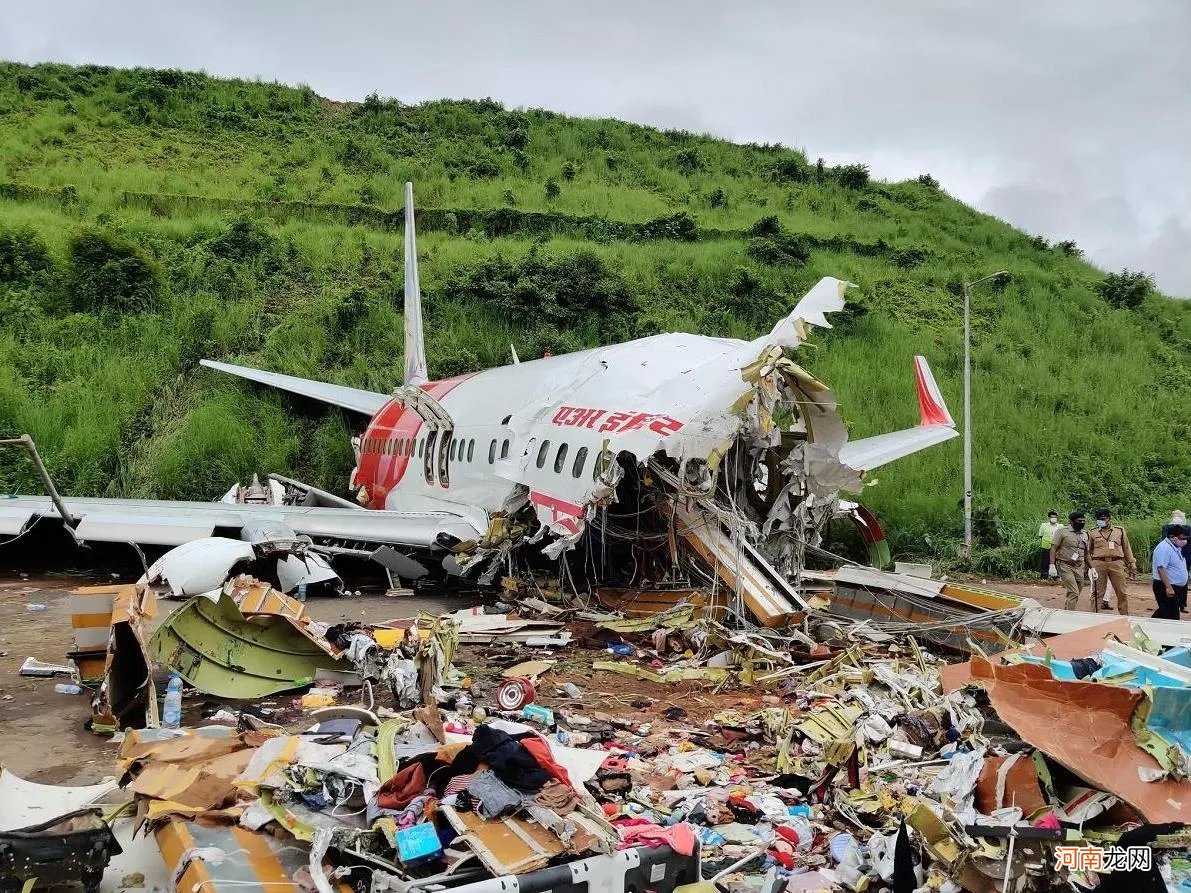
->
<box><xmin>0</xmin><ymin>226</ymin><xmax>55</xmax><ymax>286</ymax></box>
<box><xmin>561</xmin><ymin>161</ymin><xmax>577</xmax><ymax>181</ymax></box>
<box><xmin>748</xmin><ymin>215</ymin><xmax>783</xmax><ymax>237</ymax></box>
<box><xmin>672</xmin><ymin>148</ymin><xmax>703</xmax><ymax>174</ymax></box>
<box><xmin>917</xmin><ymin>173</ymin><xmax>940</xmax><ymax>189</ymax></box>
<box><xmin>203</xmin><ymin>217</ymin><xmax>279</xmax><ymax>263</ymax></box>
<box><xmin>769</xmin><ymin>156</ymin><xmax>809</xmax><ymax>184</ymax></box>
<box><xmin>746</xmin><ymin>234</ymin><xmax>810</xmax><ymax>266</ymax></box>
<box><xmin>67</xmin><ymin>229</ymin><xmax>163</xmax><ymax>313</ymax></box>
<box><xmin>1056</xmin><ymin>239</ymin><xmax>1082</xmax><ymax>258</ymax></box>
<box><xmin>639</xmin><ymin>212</ymin><xmax>697</xmax><ymax>242</ymax></box>
<box><xmin>444</xmin><ymin>249</ymin><xmax>636</xmax><ymax>340</ymax></box>
<box><xmin>544</xmin><ymin>178</ymin><xmax>560</xmax><ymax>200</ymax></box>
<box><xmin>708</xmin><ymin>187</ymin><xmax>727</xmax><ymax>208</ymax></box>
<box><xmin>1098</xmin><ymin>269</ymin><xmax>1153</xmax><ymax>310</ymax></box>
<box><xmin>836</xmin><ymin>163</ymin><xmax>870</xmax><ymax>190</ymax></box>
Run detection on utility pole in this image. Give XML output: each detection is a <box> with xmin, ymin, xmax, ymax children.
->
<box><xmin>962</xmin><ymin>271</ymin><xmax>1008</xmax><ymax>559</ymax></box>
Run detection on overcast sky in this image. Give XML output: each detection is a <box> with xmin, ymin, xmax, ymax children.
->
<box><xmin>5</xmin><ymin>1</ymin><xmax>1189</xmax><ymax>295</ymax></box>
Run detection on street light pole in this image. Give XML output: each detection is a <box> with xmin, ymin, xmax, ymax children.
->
<box><xmin>962</xmin><ymin>270</ymin><xmax>1008</xmax><ymax>560</ymax></box>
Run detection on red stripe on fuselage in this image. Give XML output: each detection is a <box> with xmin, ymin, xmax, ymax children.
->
<box><xmin>356</xmin><ymin>373</ymin><xmax>477</xmax><ymax>509</ymax></box>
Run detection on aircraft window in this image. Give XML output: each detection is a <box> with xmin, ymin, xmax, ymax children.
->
<box><xmin>554</xmin><ymin>443</ymin><xmax>568</xmax><ymax>473</ymax></box>
<box><xmin>467</xmin><ymin>439</ymin><xmax>475</xmax><ymax>463</ymax></box>
<box><xmin>424</xmin><ymin>431</ymin><xmax>437</xmax><ymax>483</ymax></box>
<box><xmin>449</xmin><ymin>438</ymin><xmax>457</xmax><ymax>461</ymax></box>
<box><xmin>417</xmin><ymin>438</ymin><xmax>423</xmax><ymax>458</ymax></box>
<box><xmin>536</xmin><ymin>440</ymin><xmax>550</xmax><ymax>469</ymax></box>
<box><xmin>488</xmin><ymin>439</ymin><xmax>496</xmax><ymax>464</ymax></box>
<box><xmin>438</xmin><ymin>432</ymin><xmax>451</xmax><ymax>485</ymax></box>
<box><xmin>572</xmin><ymin>447</ymin><xmax>588</xmax><ymax>478</ymax></box>
<box><xmin>500</xmin><ymin>439</ymin><xmax>510</xmax><ymax>459</ymax></box>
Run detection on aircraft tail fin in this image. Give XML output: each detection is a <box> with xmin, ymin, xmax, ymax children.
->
<box><xmin>836</xmin><ymin>356</ymin><xmax>958</xmax><ymax>473</ymax></box>
<box><xmin>404</xmin><ymin>182</ymin><xmax>429</xmax><ymax>387</ymax></box>
<box><xmin>914</xmin><ymin>354</ymin><xmax>954</xmax><ymax>427</ymax></box>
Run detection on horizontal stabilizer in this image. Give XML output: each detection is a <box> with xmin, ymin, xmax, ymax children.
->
<box><xmin>200</xmin><ymin>360</ymin><xmax>388</xmax><ymax>416</ymax></box>
<box><xmin>837</xmin><ymin>356</ymin><xmax>957</xmax><ymax>472</ymax></box>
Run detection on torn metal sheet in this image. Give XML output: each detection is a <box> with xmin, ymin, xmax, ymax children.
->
<box><xmin>90</xmin><ymin>583</ymin><xmax>158</xmax><ymax>733</ymax></box>
<box><xmin>966</xmin><ymin>656</ymin><xmax>1191</xmax><ymax>822</ymax></box>
<box><xmin>147</xmin><ymin>537</ymin><xmax>256</xmax><ymax>597</ymax></box>
<box><xmin>149</xmin><ymin>591</ymin><xmax>342</xmax><ymax>699</ymax></box>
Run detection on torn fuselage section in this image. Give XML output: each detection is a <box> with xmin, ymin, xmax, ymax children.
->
<box><xmin>474</xmin><ymin>278</ymin><xmax>863</xmax><ymax>597</ymax></box>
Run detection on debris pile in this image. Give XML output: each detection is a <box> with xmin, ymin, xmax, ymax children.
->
<box><xmin>12</xmin><ymin>586</ymin><xmax>1191</xmax><ymax>893</ymax></box>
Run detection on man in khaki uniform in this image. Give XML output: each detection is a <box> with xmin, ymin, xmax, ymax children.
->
<box><xmin>1087</xmin><ymin>508</ymin><xmax>1137</xmax><ymax>615</ymax></box>
<box><xmin>1049</xmin><ymin>510</ymin><xmax>1091</xmax><ymax>611</ymax></box>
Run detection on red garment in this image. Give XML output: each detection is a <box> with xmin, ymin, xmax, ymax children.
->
<box><xmin>618</xmin><ymin>822</ymin><xmax>696</xmax><ymax>857</ymax></box>
<box><xmin>519</xmin><ymin>735</ymin><xmax>576</xmax><ymax>791</ymax></box>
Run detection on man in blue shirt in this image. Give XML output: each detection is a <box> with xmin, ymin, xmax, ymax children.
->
<box><xmin>1152</xmin><ymin>523</ymin><xmax>1189</xmax><ymax>620</ymax></box>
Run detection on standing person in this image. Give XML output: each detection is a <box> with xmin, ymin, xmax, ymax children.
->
<box><xmin>1087</xmin><ymin>509</ymin><xmax>1137</xmax><ymax>615</ymax></box>
<box><xmin>1163</xmin><ymin>510</ymin><xmax>1189</xmax><ymax>612</ymax></box>
<box><xmin>1037</xmin><ymin>510</ymin><xmax>1062</xmax><ymax>581</ymax></box>
<box><xmin>1049</xmin><ymin>511</ymin><xmax>1091</xmax><ymax>611</ymax></box>
<box><xmin>1151</xmin><ymin>524</ymin><xmax>1189</xmax><ymax>621</ymax></box>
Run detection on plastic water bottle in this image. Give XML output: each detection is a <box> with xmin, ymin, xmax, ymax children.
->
<box><xmin>297</xmin><ymin>582</ymin><xmax>308</xmax><ymax>602</ymax></box>
<box><xmin>54</xmin><ymin>683</ymin><xmax>82</xmax><ymax>695</ymax></box>
<box><xmin>162</xmin><ymin>674</ymin><xmax>183</xmax><ymax>729</ymax></box>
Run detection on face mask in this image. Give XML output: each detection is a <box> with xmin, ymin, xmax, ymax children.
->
<box><xmin>1072</xmin><ymin>521</ymin><xmax>1085</xmax><ymax>531</ymax></box>
<box><xmin>1048</xmin><ymin>517</ymin><xmax>1058</xmax><ymax>524</ymax></box>
<box><xmin>1095</xmin><ymin>519</ymin><xmax>1108</xmax><ymax>528</ymax></box>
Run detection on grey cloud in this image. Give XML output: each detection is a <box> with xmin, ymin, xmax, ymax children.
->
<box><xmin>3</xmin><ymin>0</ymin><xmax>1189</xmax><ymax>294</ymax></box>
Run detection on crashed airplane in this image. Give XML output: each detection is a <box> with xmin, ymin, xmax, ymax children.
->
<box><xmin>1</xmin><ymin>184</ymin><xmax>959</xmax><ymax>623</ymax></box>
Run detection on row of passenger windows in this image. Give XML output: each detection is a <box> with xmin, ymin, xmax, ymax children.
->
<box><xmin>536</xmin><ymin>440</ymin><xmax>590</xmax><ymax>479</ymax></box>
<box><xmin>360</xmin><ymin>434</ymin><xmax>597</xmax><ymax>480</ymax></box>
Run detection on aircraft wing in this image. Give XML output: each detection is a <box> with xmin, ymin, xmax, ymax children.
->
<box><xmin>836</xmin><ymin>356</ymin><xmax>959</xmax><ymax>473</ymax></box>
<box><xmin>0</xmin><ymin>495</ymin><xmax>484</xmax><ymax>549</ymax></box>
<box><xmin>200</xmin><ymin>360</ymin><xmax>389</xmax><ymax>415</ymax></box>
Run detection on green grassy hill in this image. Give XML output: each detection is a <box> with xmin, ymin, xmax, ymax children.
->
<box><xmin>1</xmin><ymin>61</ymin><xmax>1187</xmax><ymax>572</ymax></box>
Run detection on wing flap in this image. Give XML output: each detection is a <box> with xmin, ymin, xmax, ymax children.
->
<box><xmin>200</xmin><ymin>360</ymin><xmax>389</xmax><ymax>416</ymax></box>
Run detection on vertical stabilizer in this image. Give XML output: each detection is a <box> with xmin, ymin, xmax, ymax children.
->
<box><xmin>403</xmin><ymin>182</ymin><xmax>429</xmax><ymax>386</ymax></box>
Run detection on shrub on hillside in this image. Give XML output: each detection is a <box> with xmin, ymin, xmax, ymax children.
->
<box><xmin>769</xmin><ymin>156</ymin><xmax>809</xmax><ymax>184</ymax></box>
<box><xmin>638</xmin><ymin>212</ymin><xmax>697</xmax><ymax>242</ymax></box>
<box><xmin>0</xmin><ymin>226</ymin><xmax>56</xmax><ymax>286</ymax></box>
<box><xmin>204</xmin><ymin>217</ymin><xmax>279</xmax><ymax>263</ymax></box>
<box><xmin>544</xmin><ymin>178</ymin><xmax>560</xmax><ymax>200</ymax></box>
<box><xmin>671</xmin><ymin>148</ymin><xmax>704</xmax><ymax>174</ymax></box>
<box><xmin>708</xmin><ymin>187</ymin><xmax>727</xmax><ymax>208</ymax></box>
<box><xmin>746</xmin><ymin>234</ymin><xmax>810</xmax><ymax>266</ymax></box>
<box><xmin>67</xmin><ymin>229</ymin><xmax>162</xmax><ymax>313</ymax></box>
<box><xmin>748</xmin><ymin>215</ymin><xmax>783</xmax><ymax>237</ymax></box>
<box><xmin>443</xmin><ymin>249</ymin><xmax>636</xmax><ymax>340</ymax></box>
<box><xmin>836</xmin><ymin>163</ymin><xmax>870</xmax><ymax>190</ymax></box>
<box><xmin>1098</xmin><ymin>269</ymin><xmax>1153</xmax><ymax>309</ymax></box>
<box><xmin>1056</xmin><ymin>240</ymin><xmax>1083</xmax><ymax>258</ymax></box>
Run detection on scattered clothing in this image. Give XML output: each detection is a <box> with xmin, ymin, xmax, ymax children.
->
<box><xmin>534</xmin><ymin>780</ymin><xmax>579</xmax><ymax>814</ymax></box>
<box><xmin>617</xmin><ymin>821</ymin><xmax>696</xmax><ymax>857</ymax></box>
<box><xmin>465</xmin><ymin>724</ymin><xmax>551</xmax><ymax>792</ymax></box>
<box><xmin>466</xmin><ymin>770</ymin><xmax>526</xmax><ymax>819</ymax></box>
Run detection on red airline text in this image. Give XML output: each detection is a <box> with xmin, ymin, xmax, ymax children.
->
<box><xmin>550</xmin><ymin>406</ymin><xmax>684</xmax><ymax>437</ymax></box>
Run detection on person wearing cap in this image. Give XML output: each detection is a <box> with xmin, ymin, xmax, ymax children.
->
<box><xmin>1151</xmin><ymin>524</ymin><xmax>1189</xmax><ymax>621</ymax></box>
<box><xmin>1162</xmin><ymin>510</ymin><xmax>1190</xmax><ymax>612</ymax></box>
<box><xmin>1087</xmin><ymin>508</ymin><xmax>1137</xmax><ymax>615</ymax></box>
<box><xmin>1037</xmin><ymin>510</ymin><xmax>1062</xmax><ymax>581</ymax></box>
<box><xmin>1049</xmin><ymin>511</ymin><xmax>1091</xmax><ymax>611</ymax></box>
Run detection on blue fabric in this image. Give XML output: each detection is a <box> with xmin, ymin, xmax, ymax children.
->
<box><xmin>1152</xmin><ymin>538</ymin><xmax>1189</xmax><ymax>586</ymax></box>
